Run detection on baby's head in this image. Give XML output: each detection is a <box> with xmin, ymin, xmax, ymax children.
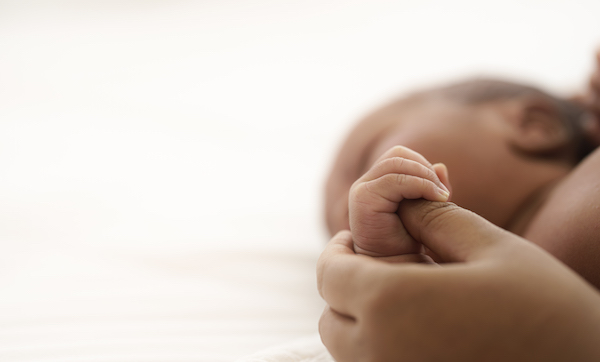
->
<box><xmin>325</xmin><ymin>78</ymin><xmax>596</xmax><ymax>235</ymax></box>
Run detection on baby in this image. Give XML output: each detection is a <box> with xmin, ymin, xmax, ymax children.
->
<box><xmin>325</xmin><ymin>52</ymin><xmax>600</xmax><ymax>285</ymax></box>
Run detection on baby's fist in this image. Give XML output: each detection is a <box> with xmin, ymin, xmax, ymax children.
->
<box><xmin>349</xmin><ymin>146</ymin><xmax>451</xmax><ymax>257</ymax></box>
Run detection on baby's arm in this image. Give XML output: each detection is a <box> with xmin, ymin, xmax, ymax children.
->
<box><xmin>349</xmin><ymin>145</ymin><xmax>451</xmax><ymax>257</ymax></box>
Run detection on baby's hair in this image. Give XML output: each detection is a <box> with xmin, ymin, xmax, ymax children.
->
<box><xmin>431</xmin><ymin>78</ymin><xmax>593</xmax><ymax>163</ymax></box>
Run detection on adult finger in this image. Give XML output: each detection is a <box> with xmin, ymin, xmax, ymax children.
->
<box><xmin>317</xmin><ymin>230</ymin><xmax>383</xmax><ymax>316</ymax></box>
<box><xmin>319</xmin><ymin>306</ymin><xmax>357</xmax><ymax>362</ymax></box>
<box><xmin>397</xmin><ymin>200</ymin><xmax>516</xmax><ymax>263</ymax></box>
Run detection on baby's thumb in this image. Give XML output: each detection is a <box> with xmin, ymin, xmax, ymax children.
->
<box><xmin>397</xmin><ymin>200</ymin><xmax>511</xmax><ymax>263</ymax></box>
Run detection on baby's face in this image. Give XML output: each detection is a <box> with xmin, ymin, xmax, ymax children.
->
<box><xmin>324</xmin><ymin>97</ymin><xmax>572</xmax><ymax>236</ymax></box>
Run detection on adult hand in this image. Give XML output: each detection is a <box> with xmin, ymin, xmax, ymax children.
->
<box><xmin>317</xmin><ymin>200</ymin><xmax>600</xmax><ymax>362</ymax></box>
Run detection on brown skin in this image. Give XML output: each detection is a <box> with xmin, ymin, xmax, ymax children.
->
<box><xmin>524</xmin><ymin>52</ymin><xmax>600</xmax><ymax>285</ymax></box>
<box><xmin>325</xmin><ymin>72</ymin><xmax>600</xmax><ymax>287</ymax></box>
<box><xmin>524</xmin><ymin>148</ymin><xmax>600</xmax><ymax>288</ymax></box>
<box><xmin>348</xmin><ymin>145</ymin><xmax>451</xmax><ymax>258</ymax></box>
<box><xmin>318</xmin><ymin>202</ymin><xmax>600</xmax><ymax>362</ymax></box>
<box><xmin>325</xmin><ymin>95</ymin><xmax>574</xmax><ymax>237</ymax></box>
<box><xmin>576</xmin><ymin>51</ymin><xmax>600</xmax><ymax>145</ymax></box>
<box><xmin>318</xmin><ymin>50</ymin><xmax>600</xmax><ymax>361</ymax></box>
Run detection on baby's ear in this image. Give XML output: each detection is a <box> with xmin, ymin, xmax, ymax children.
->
<box><xmin>505</xmin><ymin>96</ymin><xmax>571</xmax><ymax>159</ymax></box>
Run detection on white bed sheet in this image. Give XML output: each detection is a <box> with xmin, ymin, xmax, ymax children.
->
<box><xmin>0</xmin><ymin>216</ymin><xmax>327</xmax><ymax>361</ymax></box>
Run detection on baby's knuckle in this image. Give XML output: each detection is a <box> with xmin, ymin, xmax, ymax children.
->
<box><xmin>374</xmin><ymin>157</ymin><xmax>403</xmax><ymax>174</ymax></box>
<box><xmin>391</xmin><ymin>156</ymin><xmax>405</xmax><ymax>170</ymax></box>
<box><xmin>360</xmin><ymin>182</ymin><xmax>376</xmax><ymax>198</ymax></box>
<box><xmin>393</xmin><ymin>173</ymin><xmax>407</xmax><ymax>186</ymax></box>
<box><xmin>349</xmin><ymin>179</ymin><xmax>365</xmax><ymax>196</ymax></box>
<box><xmin>389</xmin><ymin>145</ymin><xmax>409</xmax><ymax>155</ymax></box>
<box><xmin>425</xmin><ymin>166</ymin><xmax>437</xmax><ymax>181</ymax></box>
<box><xmin>350</xmin><ymin>182</ymin><xmax>375</xmax><ymax>204</ymax></box>
<box><xmin>349</xmin><ymin>183</ymin><xmax>363</xmax><ymax>200</ymax></box>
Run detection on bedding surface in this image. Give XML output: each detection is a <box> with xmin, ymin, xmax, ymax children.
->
<box><xmin>1</xmin><ymin>237</ymin><xmax>326</xmax><ymax>361</ymax></box>
<box><xmin>239</xmin><ymin>334</ymin><xmax>333</xmax><ymax>362</ymax></box>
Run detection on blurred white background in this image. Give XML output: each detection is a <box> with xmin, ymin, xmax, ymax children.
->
<box><xmin>0</xmin><ymin>0</ymin><xmax>599</xmax><ymax>361</ymax></box>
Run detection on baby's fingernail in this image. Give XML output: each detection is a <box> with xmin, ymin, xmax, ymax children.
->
<box><xmin>436</xmin><ymin>188</ymin><xmax>450</xmax><ymax>202</ymax></box>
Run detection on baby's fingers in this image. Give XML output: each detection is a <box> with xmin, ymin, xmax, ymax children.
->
<box><xmin>352</xmin><ymin>173</ymin><xmax>449</xmax><ymax>213</ymax></box>
<box><xmin>433</xmin><ymin>163</ymin><xmax>452</xmax><ymax>200</ymax></box>
<box><xmin>358</xmin><ymin>156</ymin><xmax>449</xmax><ymax>194</ymax></box>
<box><xmin>372</xmin><ymin>145</ymin><xmax>432</xmax><ymax>168</ymax></box>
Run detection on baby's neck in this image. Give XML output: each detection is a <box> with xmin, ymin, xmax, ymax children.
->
<box><xmin>505</xmin><ymin>180</ymin><xmax>561</xmax><ymax>237</ymax></box>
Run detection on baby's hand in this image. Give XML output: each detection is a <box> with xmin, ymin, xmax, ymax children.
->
<box><xmin>349</xmin><ymin>146</ymin><xmax>451</xmax><ymax>258</ymax></box>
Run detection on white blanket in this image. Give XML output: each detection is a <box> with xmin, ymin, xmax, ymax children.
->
<box><xmin>238</xmin><ymin>334</ymin><xmax>333</xmax><ymax>362</ymax></box>
<box><xmin>0</xmin><ymin>239</ymin><xmax>327</xmax><ymax>361</ymax></box>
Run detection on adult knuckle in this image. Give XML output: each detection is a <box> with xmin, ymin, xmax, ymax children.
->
<box><xmin>317</xmin><ymin>310</ymin><xmax>328</xmax><ymax>335</ymax></box>
<box><xmin>419</xmin><ymin>202</ymin><xmax>463</xmax><ymax>232</ymax></box>
<box><xmin>316</xmin><ymin>263</ymin><xmax>336</xmax><ymax>301</ymax></box>
<box><xmin>316</xmin><ymin>260</ymin><xmax>326</xmax><ymax>296</ymax></box>
<box><xmin>363</xmin><ymin>291</ymin><xmax>391</xmax><ymax>316</ymax></box>
<box><xmin>361</xmin><ymin>275</ymin><xmax>397</xmax><ymax>315</ymax></box>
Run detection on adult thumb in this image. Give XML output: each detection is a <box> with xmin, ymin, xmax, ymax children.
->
<box><xmin>397</xmin><ymin>200</ymin><xmax>513</xmax><ymax>263</ymax></box>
